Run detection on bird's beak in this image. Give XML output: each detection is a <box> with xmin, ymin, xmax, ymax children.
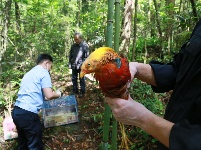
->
<box><xmin>80</xmin><ymin>70</ymin><xmax>86</xmax><ymax>78</ymax></box>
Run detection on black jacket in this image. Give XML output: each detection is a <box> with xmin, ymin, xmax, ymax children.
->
<box><xmin>69</xmin><ymin>41</ymin><xmax>89</xmax><ymax>70</ymax></box>
<box><xmin>150</xmin><ymin>18</ymin><xmax>201</xmax><ymax>150</ymax></box>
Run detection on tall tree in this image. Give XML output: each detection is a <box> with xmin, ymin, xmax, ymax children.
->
<box><xmin>76</xmin><ymin>0</ymin><xmax>81</xmax><ymax>28</ymax></box>
<box><xmin>15</xmin><ymin>2</ymin><xmax>21</xmax><ymax>32</ymax></box>
<box><xmin>0</xmin><ymin>0</ymin><xmax>12</xmax><ymax>73</ymax></box>
<box><xmin>153</xmin><ymin>0</ymin><xmax>163</xmax><ymax>57</ymax></box>
<box><xmin>166</xmin><ymin>0</ymin><xmax>175</xmax><ymax>54</ymax></box>
<box><xmin>132</xmin><ymin>0</ymin><xmax>138</xmax><ymax>61</ymax></box>
<box><xmin>119</xmin><ymin>0</ymin><xmax>134</xmax><ymax>53</ymax></box>
<box><xmin>190</xmin><ymin>0</ymin><xmax>198</xmax><ymax>21</ymax></box>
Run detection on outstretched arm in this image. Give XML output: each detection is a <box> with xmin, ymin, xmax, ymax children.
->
<box><xmin>106</xmin><ymin>62</ymin><xmax>174</xmax><ymax>147</ymax></box>
<box><xmin>105</xmin><ymin>96</ymin><xmax>174</xmax><ymax>148</ymax></box>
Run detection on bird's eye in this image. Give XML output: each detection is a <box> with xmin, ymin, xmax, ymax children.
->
<box><xmin>87</xmin><ymin>63</ymin><xmax>91</xmax><ymax>66</ymax></box>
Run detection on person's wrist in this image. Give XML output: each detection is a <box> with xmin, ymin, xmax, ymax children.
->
<box><xmin>138</xmin><ymin>110</ymin><xmax>155</xmax><ymax>130</ymax></box>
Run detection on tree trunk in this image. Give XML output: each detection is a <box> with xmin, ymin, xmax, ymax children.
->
<box><xmin>14</xmin><ymin>2</ymin><xmax>21</xmax><ymax>61</ymax></box>
<box><xmin>0</xmin><ymin>0</ymin><xmax>2</xmax><ymax>73</ymax></box>
<box><xmin>15</xmin><ymin>2</ymin><xmax>21</xmax><ymax>32</ymax></box>
<box><xmin>153</xmin><ymin>0</ymin><xmax>163</xmax><ymax>57</ymax></box>
<box><xmin>178</xmin><ymin>0</ymin><xmax>182</xmax><ymax>13</ymax></box>
<box><xmin>189</xmin><ymin>0</ymin><xmax>198</xmax><ymax>21</ymax></box>
<box><xmin>0</xmin><ymin>0</ymin><xmax>12</xmax><ymax>69</ymax></box>
<box><xmin>76</xmin><ymin>0</ymin><xmax>81</xmax><ymax>28</ymax></box>
<box><xmin>119</xmin><ymin>0</ymin><xmax>134</xmax><ymax>53</ymax></box>
<box><xmin>153</xmin><ymin>0</ymin><xmax>162</xmax><ymax>37</ymax></box>
<box><xmin>131</xmin><ymin>0</ymin><xmax>138</xmax><ymax>61</ymax></box>
<box><xmin>166</xmin><ymin>0</ymin><xmax>175</xmax><ymax>54</ymax></box>
<box><xmin>81</xmin><ymin>0</ymin><xmax>87</xmax><ymax>25</ymax></box>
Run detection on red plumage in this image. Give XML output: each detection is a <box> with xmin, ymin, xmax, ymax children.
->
<box><xmin>94</xmin><ymin>57</ymin><xmax>131</xmax><ymax>100</ymax></box>
<box><xmin>80</xmin><ymin>47</ymin><xmax>131</xmax><ymax>100</ymax></box>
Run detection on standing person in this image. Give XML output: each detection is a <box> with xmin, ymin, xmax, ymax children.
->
<box><xmin>105</xmin><ymin>18</ymin><xmax>201</xmax><ymax>150</ymax></box>
<box><xmin>69</xmin><ymin>32</ymin><xmax>89</xmax><ymax>98</ymax></box>
<box><xmin>12</xmin><ymin>54</ymin><xmax>62</xmax><ymax>150</ymax></box>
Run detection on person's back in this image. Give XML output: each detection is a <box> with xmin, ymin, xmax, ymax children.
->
<box><xmin>15</xmin><ymin>65</ymin><xmax>51</xmax><ymax>113</ymax></box>
<box><xmin>12</xmin><ymin>53</ymin><xmax>61</xmax><ymax>150</ymax></box>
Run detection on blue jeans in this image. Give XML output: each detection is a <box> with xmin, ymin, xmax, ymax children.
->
<box><xmin>12</xmin><ymin>106</ymin><xmax>43</xmax><ymax>150</ymax></box>
<box><xmin>72</xmin><ymin>69</ymin><xmax>85</xmax><ymax>94</ymax></box>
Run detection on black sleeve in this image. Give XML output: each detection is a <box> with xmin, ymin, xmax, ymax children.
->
<box><xmin>170</xmin><ymin>120</ymin><xmax>201</xmax><ymax>150</ymax></box>
<box><xmin>149</xmin><ymin>40</ymin><xmax>187</xmax><ymax>93</ymax></box>
<box><xmin>149</xmin><ymin>61</ymin><xmax>177</xmax><ymax>93</ymax></box>
<box><xmin>83</xmin><ymin>42</ymin><xmax>89</xmax><ymax>59</ymax></box>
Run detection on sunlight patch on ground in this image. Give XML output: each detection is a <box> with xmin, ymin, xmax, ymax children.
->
<box><xmin>84</xmin><ymin>74</ymin><xmax>96</xmax><ymax>82</ymax></box>
<box><xmin>68</xmin><ymin>69</ymin><xmax>95</xmax><ymax>82</ymax></box>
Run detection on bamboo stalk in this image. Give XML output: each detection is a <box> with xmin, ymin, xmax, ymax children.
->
<box><xmin>111</xmin><ymin>0</ymin><xmax>120</xmax><ymax>150</ymax></box>
<box><xmin>101</xmin><ymin>0</ymin><xmax>114</xmax><ymax>149</ymax></box>
<box><xmin>114</xmin><ymin>0</ymin><xmax>120</xmax><ymax>52</ymax></box>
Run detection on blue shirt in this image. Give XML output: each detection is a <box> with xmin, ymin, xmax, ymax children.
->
<box><xmin>15</xmin><ymin>65</ymin><xmax>52</xmax><ymax>114</ymax></box>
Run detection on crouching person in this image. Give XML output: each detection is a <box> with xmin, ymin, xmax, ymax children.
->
<box><xmin>12</xmin><ymin>54</ymin><xmax>62</xmax><ymax>150</ymax></box>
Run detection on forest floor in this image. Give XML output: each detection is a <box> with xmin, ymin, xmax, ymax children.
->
<box><xmin>0</xmin><ymin>73</ymin><xmax>108</xmax><ymax>150</ymax></box>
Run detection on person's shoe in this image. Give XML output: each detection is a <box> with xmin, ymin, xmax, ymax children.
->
<box><xmin>78</xmin><ymin>93</ymin><xmax>84</xmax><ymax>98</ymax></box>
<box><xmin>72</xmin><ymin>91</ymin><xmax>79</xmax><ymax>95</ymax></box>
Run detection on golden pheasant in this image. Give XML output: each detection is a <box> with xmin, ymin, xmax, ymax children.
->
<box><xmin>80</xmin><ymin>47</ymin><xmax>132</xmax><ymax>149</ymax></box>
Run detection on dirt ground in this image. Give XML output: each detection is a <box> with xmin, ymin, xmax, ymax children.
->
<box><xmin>42</xmin><ymin>75</ymin><xmax>105</xmax><ymax>150</ymax></box>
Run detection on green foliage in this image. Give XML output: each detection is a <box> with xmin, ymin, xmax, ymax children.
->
<box><xmin>63</xmin><ymin>138</ymin><xmax>69</xmax><ymax>143</ymax></box>
<box><xmin>2</xmin><ymin>81</ymin><xmax>20</xmax><ymax>115</ymax></box>
<box><xmin>0</xmin><ymin>69</ymin><xmax>22</xmax><ymax>109</ymax></box>
<box><xmin>0</xmin><ymin>83</ymin><xmax>4</xmax><ymax>106</ymax></box>
<box><xmin>128</xmin><ymin>80</ymin><xmax>165</xmax><ymax>149</ymax></box>
<box><xmin>1</xmin><ymin>69</ymin><xmax>23</xmax><ymax>83</ymax></box>
<box><xmin>1</xmin><ymin>0</ymin><xmax>201</xmax><ymax>149</ymax></box>
<box><xmin>132</xmin><ymin>80</ymin><xmax>165</xmax><ymax>114</ymax></box>
<box><xmin>79</xmin><ymin>0</ymin><xmax>107</xmax><ymax>49</ymax></box>
<box><xmin>92</xmin><ymin>112</ymin><xmax>103</xmax><ymax>122</ymax></box>
<box><xmin>51</xmin><ymin>53</ymin><xmax>69</xmax><ymax>73</ymax></box>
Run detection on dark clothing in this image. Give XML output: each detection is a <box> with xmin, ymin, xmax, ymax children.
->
<box><xmin>72</xmin><ymin>69</ymin><xmax>86</xmax><ymax>94</ymax></box>
<box><xmin>69</xmin><ymin>41</ymin><xmax>89</xmax><ymax>70</ymax></box>
<box><xmin>12</xmin><ymin>106</ymin><xmax>43</xmax><ymax>150</ymax></box>
<box><xmin>69</xmin><ymin>41</ymin><xmax>89</xmax><ymax>94</ymax></box>
<box><xmin>150</xmin><ymin>18</ymin><xmax>201</xmax><ymax>150</ymax></box>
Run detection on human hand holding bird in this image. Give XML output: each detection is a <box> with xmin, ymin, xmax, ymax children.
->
<box><xmin>105</xmin><ymin>95</ymin><xmax>151</xmax><ymax>127</ymax></box>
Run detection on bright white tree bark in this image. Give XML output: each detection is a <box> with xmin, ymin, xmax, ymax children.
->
<box><xmin>119</xmin><ymin>0</ymin><xmax>134</xmax><ymax>53</ymax></box>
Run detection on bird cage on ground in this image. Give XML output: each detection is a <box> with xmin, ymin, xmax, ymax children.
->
<box><xmin>42</xmin><ymin>95</ymin><xmax>78</xmax><ymax>128</ymax></box>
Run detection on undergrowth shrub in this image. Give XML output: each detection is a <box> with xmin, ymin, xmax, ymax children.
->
<box><xmin>128</xmin><ymin>79</ymin><xmax>166</xmax><ymax>149</ymax></box>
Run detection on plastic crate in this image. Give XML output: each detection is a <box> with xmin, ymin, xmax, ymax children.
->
<box><xmin>42</xmin><ymin>95</ymin><xmax>78</xmax><ymax>128</ymax></box>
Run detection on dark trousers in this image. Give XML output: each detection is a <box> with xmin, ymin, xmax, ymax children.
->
<box><xmin>72</xmin><ymin>69</ymin><xmax>85</xmax><ymax>94</ymax></box>
<box><xmin>12</xmin><ymin>106</ymin><xmax>43</xmax><ymax>150</ymax></box>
